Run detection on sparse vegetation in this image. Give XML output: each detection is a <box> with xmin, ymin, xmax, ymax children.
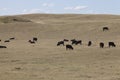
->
<box><xmin>0</xmin><ymin>16</ymin><xmax>32</xmax><ymax>23</ymax></box>
<box><xmin>0</xmin><ymin>14</ymin><xmax>120</xmax><ymax>80</ymax></box>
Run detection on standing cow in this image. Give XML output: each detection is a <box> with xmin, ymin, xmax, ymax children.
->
<box><xmin>57</xmin><ymin>41</ymin><xmax>64</xmax><ymax>46</ymax></box>
<box><xmin>33</xmin><ymin>37</ymin><xmax>38</xmax><ymax>42</ymax></box>
<box><xmin>100</xmin><ymin>42</ymin><xmax>104</xmax><ymax>48</ymax></box>
<box><xmin>108</xmin><ymin>42</ymin><xmax>116</xmax><ymax>47</ymax></box>
<box><xmin>88</xmin><ymin>41</ymin><xmax>92</xmax><ymax>46</ymax></box>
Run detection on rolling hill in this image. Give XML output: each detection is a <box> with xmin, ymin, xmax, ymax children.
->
<box><xmin>0</xmin><ymin>14</ymin><xmax>120</xmax><ymax>80</ymax></box>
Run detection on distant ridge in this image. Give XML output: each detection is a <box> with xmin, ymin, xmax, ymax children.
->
<box><xmin>16</xmin><ymin>13</ymin><xmax>120</xmax><ymax>21</ymax></box>
<box><xmin>0</xmin><ymin>16</ymin><xmax>32</xmax><ymax>23</ymax></box>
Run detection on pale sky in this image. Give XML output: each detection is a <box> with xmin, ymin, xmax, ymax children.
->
<box><xmin>0</xmin><ymin>0</ymin><xmax>119</xmax><ymax>15</ymax></box>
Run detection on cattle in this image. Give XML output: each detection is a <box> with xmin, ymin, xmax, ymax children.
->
<box><xmin>57</xmin><ymin>41</ymin><xmax>64</xmax><ymax>46</ymax></box>
<box><xmin>71</xmin><ymin>39</ymin><xmax>77</xmax><ymax>45</ymax></box>
<box><xmin>76</xmin><ymin>40</ymin><xmax>82</xmax><ymax>45</ymax></box>
<box><xmin>88</xmin><ymin>41</ymin><xmax>92</xmax><ymax>46</ymax></box>
<box><xmin>99</xmin><ymin>42</ymin><xmax>104</xmax><ymax>48</ymax></box>
<box><xmin>0</xmin><ymin>45</ymin><xmax>7</xmax><ymax>48</ymax></box>
<box><xmin>71</xmin><ymin>39</ymin><xmax>76</xmax><ymax>42</ymax></box>
<box><xmin>33</xmin><ymin>37</ymin><xmax>38</xmax><ymax>42</ymax></box>
<box><xmin>108</xmin><ymin>42</ymin><xmax>116</xmax><ymax>47</ymax></box>
<box><xmin>103</xmin><ymin>27</ymin><xmax>109</xmax><ymax>31</ymax></box>
<box><xmin>66</xmin><ymin>44</ymin><xmax>74</xmax><ymax>50</ymax></box>
<box><xmin>63</xmin><ymin>39</ymin><xmax>69</xmax><ymax>42</ymax></box>
<box><xmin>10</xmin><ymin>37</ymin><xmax>15</xmax><ymax>40</ymax></box>
<box><xmin>71</xmin><ymin>39</ymin><xmax>82</xmax><ymax>45</ymax></box>
<box><xmin>28</xmin><ymin>40</ymin><xmax>35</xmax><ymax>44</ymax></box>
<box><xmin>4</xmin><ymin>40</ymin><xmax>10</xmax><ymax>43</ymax></box>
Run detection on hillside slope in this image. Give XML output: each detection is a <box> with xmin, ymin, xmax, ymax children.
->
<box><xmin>0</xmin><ymin>14</ymin><xmax>120</xmax><ymax>41</ymax></box>
<box><xmin>0</xmin><ymin>14</ymin><xmax>120</xmax><ymax>80</ymax></box>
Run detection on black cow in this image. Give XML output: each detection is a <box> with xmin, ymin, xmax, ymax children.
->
<box><xmin>0</xmin><ymin>45</ymin><xmax>7</xmax><ymax>48</ymax></box>
<box><xmin>103</xmin><ymin>27</ymin><xmax>109</xmax><ymax>31</ymax></box>
<box><xmin>71</xmin><ymin>39</ymin><xmax>77</xmax><ymax>45</ymax></box>
<box><xmin>33</xmin><ymin>37</ymin><xmax>38</xmax><ymax>42</ymax></box>
<box><xmin>4</xmin><ymin>40</ymin><xmax>10</xmax><ymax>43</ymax></box>
<box><xmin>57</xmin><ymin>41</ymin><xmax>64</xmax><ymax>46</ymax></box>
<box><xmin>76</xmin><ymin>40</ymin><xmax>82</xmax><ymax>45</ymax></box>
<box><xmin>28</xmin><ymin>40</ymin><xmax>35</xmax><ymax>44</ymax></box>
<box><xmin>66</xmin><ymin>44</ymin><xmax>73</xmax><ymax>50</ymax></box>
<box><xmin>108</xmin><ymin>42</ymin><xmax>116</xmax><ymax>47</ymax></box>
<box><xmin>63</xmin><ymin>39</ymin><xmax>69</xmax><ymax>42</ymax></box>
<box><xmin>100</xmin><ymin>42</ymin><xmax>104</xmax><ymax>48</ymax></box>
<box><xmin>88</xmin><ymin>41</ymin><xmax>92</xmax><ymax>46</ymax></box>
<box><xmin>71</xmin><ymin>39</ymin><xmax>82</xmax><ymax>45</ymax></box>
<box><xmin>10</xmin><ymin>37</ymin><xmax>15</xmax><ymax>40</ymax></box>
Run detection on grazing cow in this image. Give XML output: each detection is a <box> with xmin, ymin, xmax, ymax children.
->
<box><xmin>103</xmin><ymin>27</ymin><xmax>109</xmax><ymax>31</ymax></box>
<box><xmin>10</xmin><ymin>37</ymin><xmax>15</xmax><ymax>40</ymax></box>
<box><xmin>4</xmin><ymin>40</ymin><xmax>10</xmax><ymax>43</ymax></box>
<box><xmin>13</xmin><ymin>18</ymin><xmax>18</xmax><ymax>21</ymax></box>
<box><xmin>88</xmin><ymin>41</ymin><xmax>92</xmax><ymax>46</ymax></box>
<box><xmin>108</xmin><ymin>42</ymin><xmax>116</xmax><ymax>47</ymax></box>
<box><xmin>0</xmin><ymin>45</ymin><xmax>7</xmax><ymax>48</ymax></box>
<box><xmin>63</xmin><ymin>39</ymin><xmax>69</xmax><ymax>42</ymax></box>
<box><xmin>71</xmin><ymin>39</ymin><xmax>82</xmax><ymax>45</ymax></box>
<box><xmin>71</xmin><ymin>39</ymin><xmax>77</xmax><ymax>45</ymax></box>
<box><xmin>57</xmin><ymin>41</ymin><xmax>64</xmax><ymax>46</ymax></box>
<box><xmin>66</xmin><ymin>44</ymin><xmax>74</xmax><ymax>50</ymax></box>
<box><xmin>75</xmin><ymin>40</ymin><xmax>82</xmax><ymax>45</ymax></box>
<box><xmin>71</xmin><ymin>39</ymin><xmax>76</xmax><ymax>41</ymax></box>
<box><xmin>100</xmin><ymin>42</ymin><xmax>104</xmax><ymax>48</ymax></box>
<box><xmin>28</xmin><ymin>40</ymin><xmax>35</xmax><ymax>44</ymax></box>
<box><xmin>33</xmin><ymin>37</ymin><xmax>38</xmax><ymax>42</ymax></box>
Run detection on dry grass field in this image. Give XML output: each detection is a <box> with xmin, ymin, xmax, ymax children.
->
<box><xmin>0</xmin><ymin>14</ymin><xmax>120</xmax><ymax>80</ymax></box>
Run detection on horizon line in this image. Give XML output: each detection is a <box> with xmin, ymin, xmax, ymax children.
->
<box><xmin>0</xmin><ymin>13</ymin><xmax>120</xmax><ymax>17</ymax></box>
